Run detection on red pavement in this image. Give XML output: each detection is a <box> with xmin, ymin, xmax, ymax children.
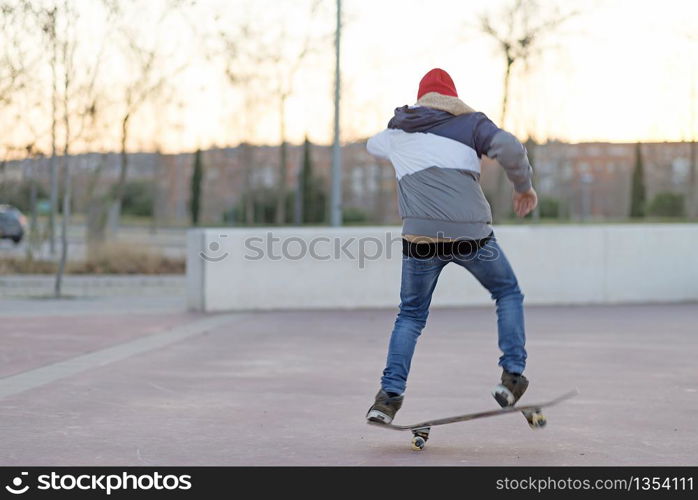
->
<box><xmin>0</xmin><ymin>300</ymin><xmax>696</xmax><ymax>465</ymax></box>
<box><xmin>0</xmin><ymin>314</ymin><xmax>197</xmax><ymax>378</ymax></box>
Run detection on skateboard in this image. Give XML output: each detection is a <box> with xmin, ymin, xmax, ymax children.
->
<box><xmin>367</xmin><ymin>389</ymin><xmax>578</xmax><ymax>450</ymax></box>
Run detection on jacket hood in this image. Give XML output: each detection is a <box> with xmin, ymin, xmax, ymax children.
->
<box><xmin>387</xmin><ymin>105</ymin><xmax>454</xmax><ymax>133</ymax></box>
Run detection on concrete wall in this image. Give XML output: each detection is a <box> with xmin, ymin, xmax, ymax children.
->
<box><xmin>186</xmin><ymin>224</ymin><xmax>698</xmax><ymax>311</ymax></box>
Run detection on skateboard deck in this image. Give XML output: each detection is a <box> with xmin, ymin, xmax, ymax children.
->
<box><xmin>367</xmin><ymin>389</ymin><xmax>578</xmax><ymax>450</ymax></box>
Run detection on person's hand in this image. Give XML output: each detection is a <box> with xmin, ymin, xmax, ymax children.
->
<box><xmin>513</xmin><ymin>188</ymin><xmax>538</xmax><ymax>217</ymax></box>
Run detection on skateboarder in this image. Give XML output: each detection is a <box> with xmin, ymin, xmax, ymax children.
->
<box><xmin>365</xmin><ymin>68</ymin><xmax>538</xmax><ymax>424</ymax></box>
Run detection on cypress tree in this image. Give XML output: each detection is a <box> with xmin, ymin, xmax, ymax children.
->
<box><xmin>630</xmin><ymin>142</ymin><xmax>646</xmax><ymax>218</ymax></box>
<box><xmin>301</xmin><ymin>137</ymin><xmax>311</xmax><ymax>223</ymax></box>
<box><xmin>190</xmin><ymin>149</ymin><xmax>204</xmax><ymax>225</ymax></box>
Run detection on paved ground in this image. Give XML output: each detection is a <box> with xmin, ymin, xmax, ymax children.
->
<box><xmin>0</xmin><ymin>297</ymin><xmax>696</xmax><ymax>465</ymax></box>
<box><xmin>0</xmin><ymin>275</ymin><xmax>185</xmax><ymax>299</ymax></box>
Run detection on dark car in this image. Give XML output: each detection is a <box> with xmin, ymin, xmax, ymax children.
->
<box><xmin>0</xmin><ymin>204</ymin><xmax>26</xmax><ymax>244</ymax></box>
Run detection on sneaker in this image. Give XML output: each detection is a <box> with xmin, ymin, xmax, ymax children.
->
<box><xmin>492</xmin><ymin>370</ymin><xmax>529</xmax><ymax>407</ymax></box>
<box><xmin>366</xmin><ymin>389</ymin><xmax>404</xmax><ymax>424</ymax></box>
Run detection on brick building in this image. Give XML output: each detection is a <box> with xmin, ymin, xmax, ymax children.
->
<box><xmin>2</xmin><ymin>140</ymin><xmax>695</xmax><ymax>224</ymax></box>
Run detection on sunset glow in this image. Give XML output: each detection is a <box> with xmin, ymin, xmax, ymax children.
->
<box><xmin>1</xmin><ymin>0</ymin><xmax>697</xmax><ymax>157</ymax></box>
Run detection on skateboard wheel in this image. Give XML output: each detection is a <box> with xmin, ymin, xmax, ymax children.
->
<box><xmin>410</xmin><ymin>428</ymin><xmax>429</xmax><ymax>450</ymax></box>
<box><xmin>411</xmin><ymin>436</ymin><xmax>426</xmax><ymax>451</ymax></box>
<box><xmin>528</xmin><ymin>412</ymin><xmax>547</xmax><ymax>429</ymax></box>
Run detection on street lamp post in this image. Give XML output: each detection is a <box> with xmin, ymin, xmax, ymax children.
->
<box><xmin>330</xmin><ymin>0</ymin><xmax>342</xmax><ymax>226</ymax></box>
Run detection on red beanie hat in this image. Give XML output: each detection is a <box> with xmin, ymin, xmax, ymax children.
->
<box><xmin>417</xmin><ymin>68</ymin><xmax>458</xmax><ymax>100</ymax></box>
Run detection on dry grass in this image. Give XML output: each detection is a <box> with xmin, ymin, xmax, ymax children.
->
<box><xmin>77</xmin><ymin>243</ymin><xmax>185</xmax><ymax>274</ymax></box>
<box><xmin>0</xmin><ymin>257</ymin><xmax>57</xmax><ymax>274</ymax></box>
<box><xmin>0</xmin><ymin>244</ymin><xmax>185</xmax><ymax>275</ymax></box>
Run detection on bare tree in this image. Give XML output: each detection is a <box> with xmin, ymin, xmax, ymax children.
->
<box><xmin>0</xmin><ymin>0</ymin><xmax>31</xmax><ymax>214</ymax></box>
<box><xmin>54</xmin><ymin>0</ymin><xmax>77</xmax><ymax>297</ymax></box>
<box><xmin>107</xmin><ymin>0</ymin><xmax>191</xmax><ymax>230</ymax></box>
<box><xmin>216</xmin><ymin>0</ymin><xmax>328</xmax><ymax>225</ymax></box>
<box><xmin>267</xmin><ymin>0</ymin><xmax>322</xmax><ymax>224</ymax></box>
<box><xmin>478</xmin><ymin>0</ymin><xmax>575</xmax><ymax>219</ymax></box>
<box><xmin>0</xmin><ymin>1</ymin><xmax>34</xmax><ymax>107</ymax></box>
<box><xmin>0</xmin><ymin>2</ymin><xmax>67</xmax><ymax>261</ymax></box>
<box><xmin>33</xmin><ymin>0</ymin><xmax>110</xmax><ymax>296</ymax></box>
<box><xmin>46</xmin><ymin>7</ymin><xmax>59</xmax><ymax>256</ymax></box>
<box><xmin>37</xmin><ymin>4</ymin><xmax>69</xmax><ymax>257</ymax></box>
<box><xmin>0</xmin><ymin>1</ymin><xmax>47</xmax><ymax>246</ymax></box>
<box><xmin>217</xmin><ymin>17</ymin><xmax>265</xmax><ymax>225</ymax></box>
<box><xmin>113</xmin><ymin>43</ymin><xmax>167</xmax><ymax>229</ymax></box>
<box><xmin>479</xmin><ymin>0</ymin><xmax>575</xmax><ymax>126</ymax></box>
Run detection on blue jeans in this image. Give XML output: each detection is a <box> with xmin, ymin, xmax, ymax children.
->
<box><xmin>381</xmin><ymin>237</ymin><xmax>527</xmax><ymax>395</ymax></box>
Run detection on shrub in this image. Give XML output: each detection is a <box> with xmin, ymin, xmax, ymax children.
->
<box><xmin>646</xmin><ymin>192</ymin><xmax>685</xmax><ymax>217</ymax></box>
<box><xmin>342</xmin><ymin>207</ymin><xmax>369</xmax><ymax>224</ymax></box>
<box><xmin>538</xmin><ymin>197</ymin><xmax>561</xmax><ymax>218</ymax></box>
<box><xmin>234</xmin><ymin>187</ymin><xmax>300</xmax><ymax>225</ymax></box>
<box><xmin>0</xmin><ymin>181</ymin><xmax>48</xmax><ymax>213</ymax></box>
<box><xmin>112</xmin><ymin>181</ymin><xmax>153</xmax><ymax>217</ymax></box>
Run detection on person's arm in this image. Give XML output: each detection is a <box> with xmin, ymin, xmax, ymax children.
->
<box><xmin>366</xmin><ymin>129</ymin><xmax>391</xmax><ymax>159</ymax></box>
<box><xmin>486</xmin><ymin>131</ymin><xmax>533</xmax><ymax>193</ymax></box>
<box><xmin>472</xmin><ymin>114</ymin><xmax>537</xmax><ymax>216</ymax></box>
<box><xmin>472</xmin><ymin>114</ymin><xmax>533</xmax><ymax>193</ymax></box>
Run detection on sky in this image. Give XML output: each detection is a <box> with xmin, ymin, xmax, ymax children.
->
<box><xmin>297</xmin><ymin>0</ymin><xmax>698</xmax><ymax>145</ymax></box>
<box><xmin>2</xmin><ymin>0</ymin><xmax>698</xmax><ymax>155</ymax></box>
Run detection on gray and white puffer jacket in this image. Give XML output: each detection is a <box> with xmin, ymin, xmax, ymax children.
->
<box><xmin>367</xmin><ymin>105</ymin><xmax>533</xmax><ymax>240</ymax></box>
